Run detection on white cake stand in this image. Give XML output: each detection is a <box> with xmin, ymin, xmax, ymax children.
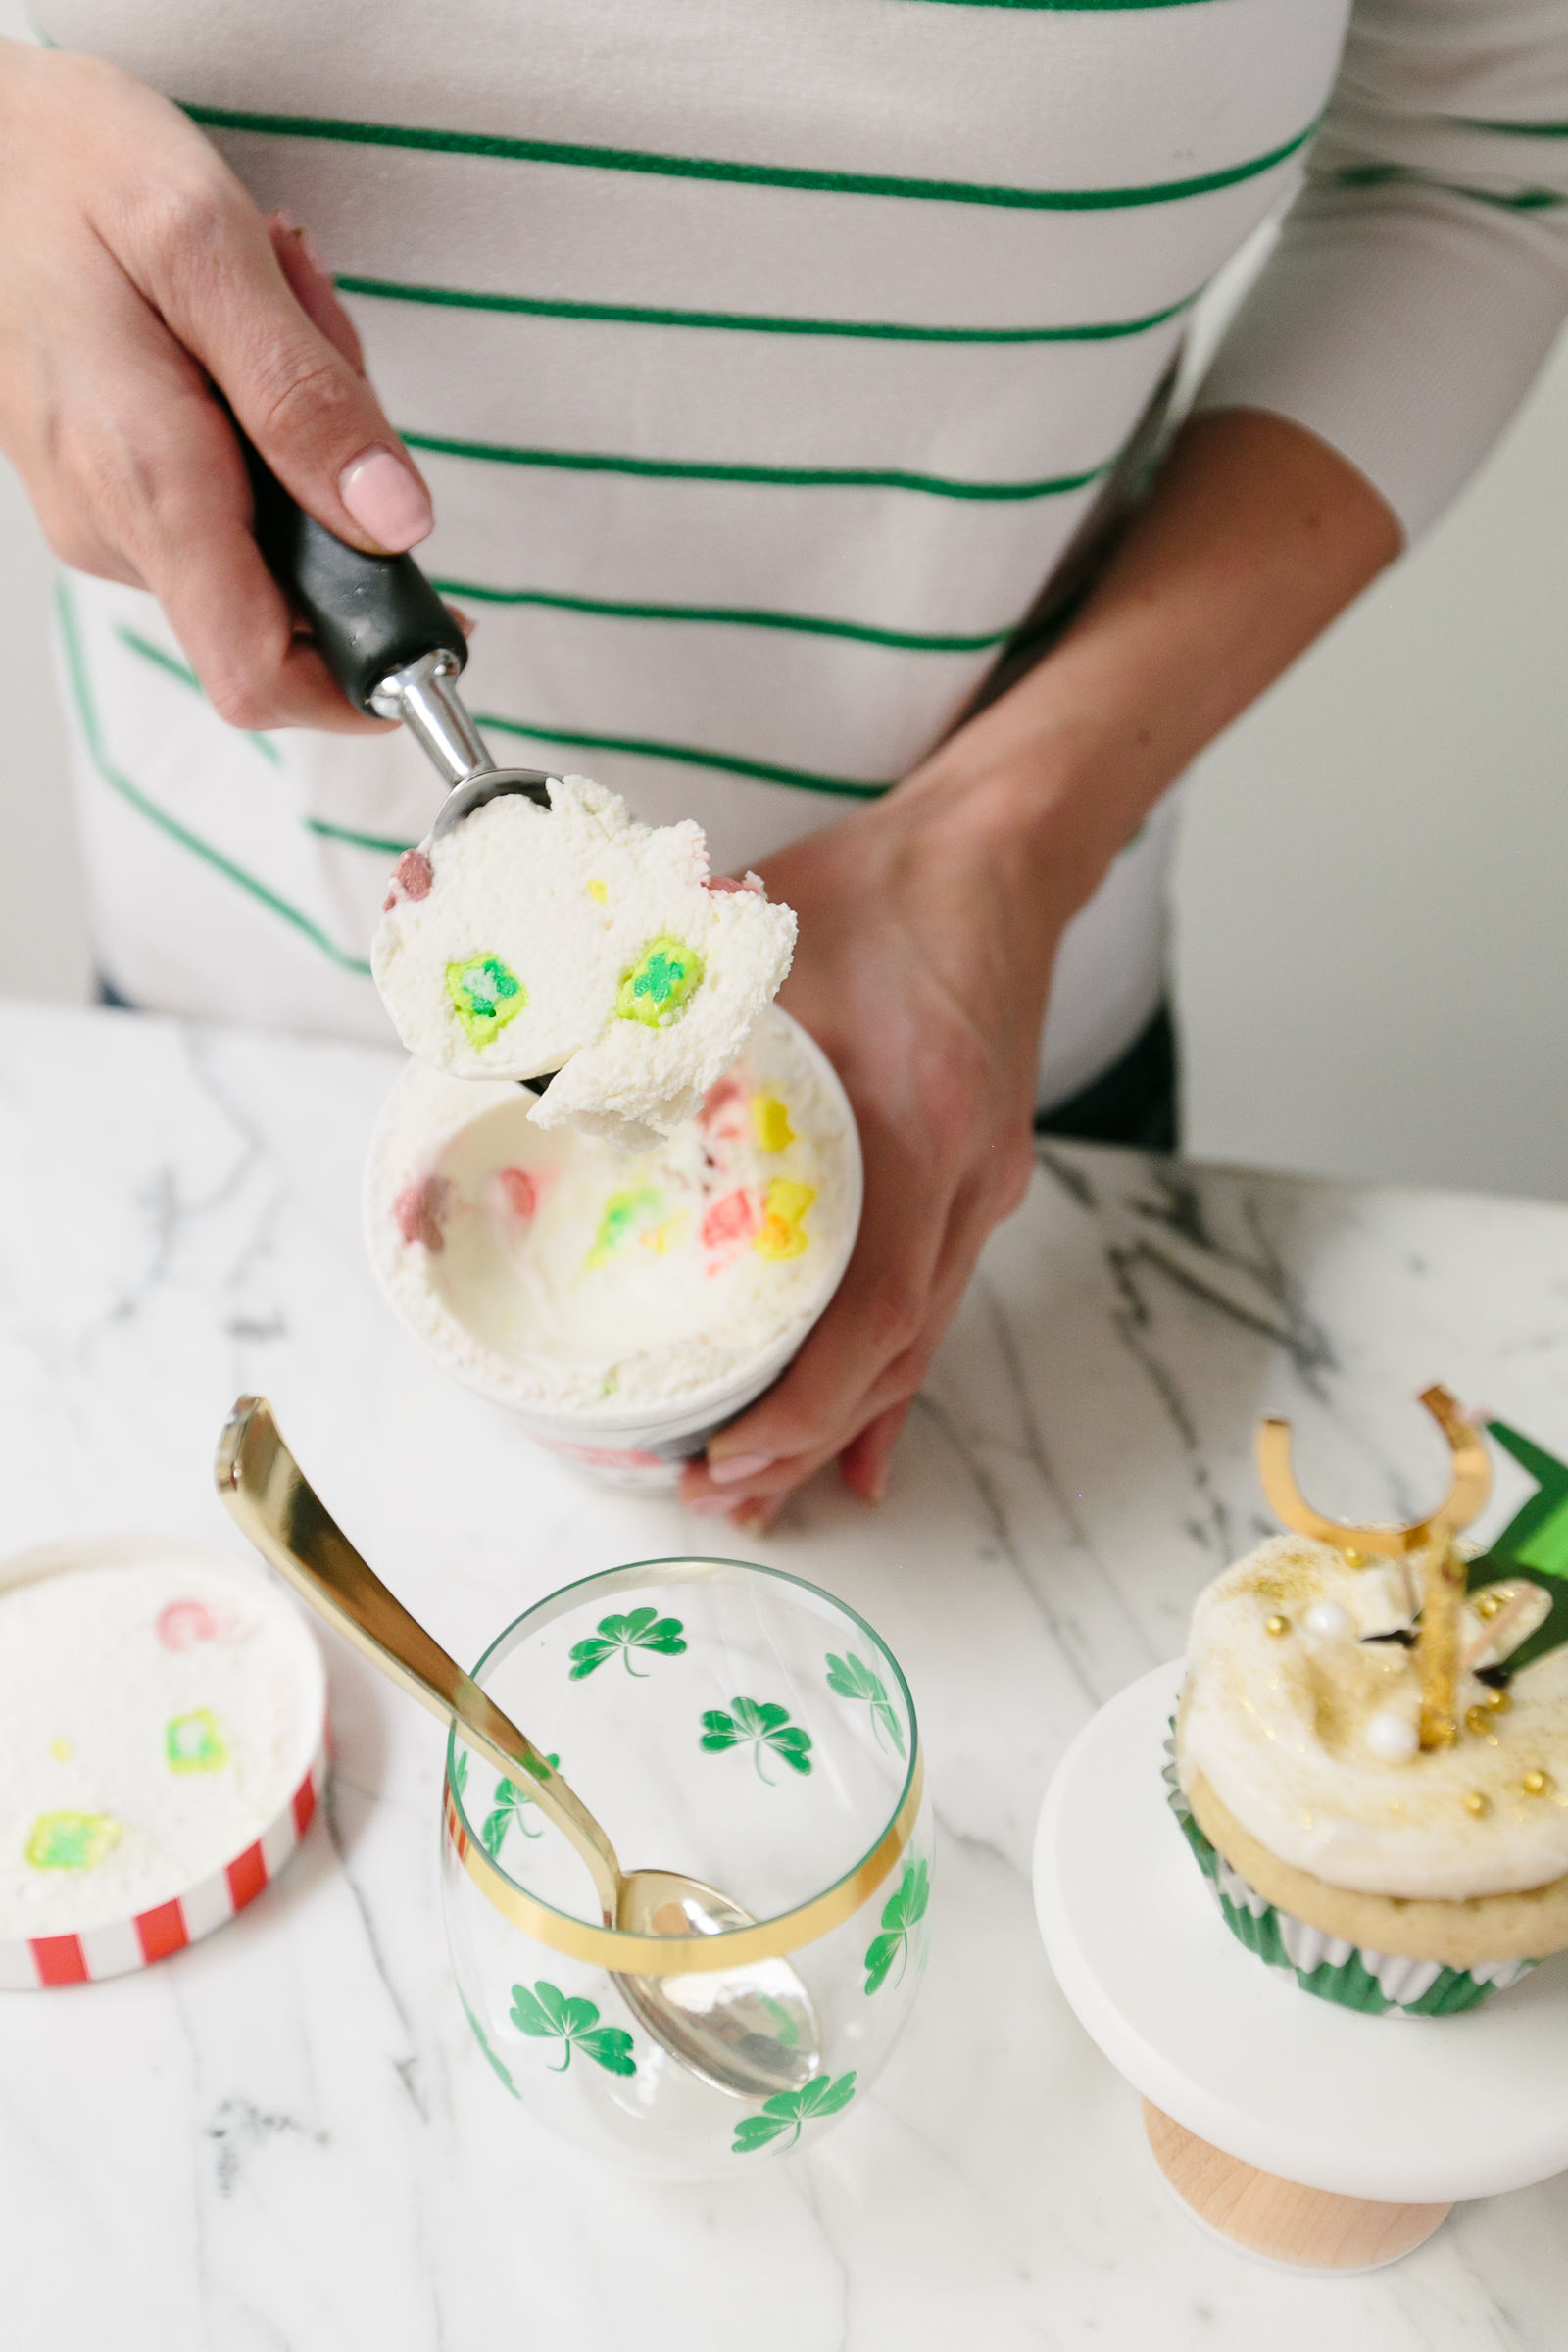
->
<box><xmin>1033</xmin><ymin>1662</ymin><xmax>1568</xmax><ymax>2270</ymax></box>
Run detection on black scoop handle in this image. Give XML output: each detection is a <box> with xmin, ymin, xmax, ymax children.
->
<box><xmin>243</xmin><ymin>441</ymin><xmax>466</xmax><ymax>715</ymax></box>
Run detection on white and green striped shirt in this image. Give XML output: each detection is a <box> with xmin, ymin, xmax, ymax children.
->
<box><xmin>35</xmin><ymin>0</ymin><xmax>1568</xmax><ymax>1102</ymax></box>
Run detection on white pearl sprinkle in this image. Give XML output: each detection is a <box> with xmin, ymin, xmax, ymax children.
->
<box><xmin>1367</xmin><ymin>1711</ymin><xmax>1420</xmax><ymax>1762</ymax></box>
<box><xmin>1305</xmin><ymin>1601</ymin><xmax>1354</xmax><ymax>1640</ymax></box>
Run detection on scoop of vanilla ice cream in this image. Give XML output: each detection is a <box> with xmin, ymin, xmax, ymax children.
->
<box><xmin>371</xmin><ymin>777</ymin><xmax>796</xmax><ymax>1147</ymax></box>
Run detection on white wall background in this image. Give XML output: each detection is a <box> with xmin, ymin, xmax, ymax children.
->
<box><xmin>4</xmin><ymin>0</ymin><xmax>1568</xmax><ymax>1201</ymax></box>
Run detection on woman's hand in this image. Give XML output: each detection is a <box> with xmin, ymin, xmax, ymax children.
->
<box><xmin>678</xmin><ymin>744</ymin><xmax>1083</xmax><ymax>1529</ymax></box>
<box><xmin>679</xmin><ymin>408</ymin><xmax>1402</xmax><ymax>1529</ymax></box>
<box><xmin>0</xmin><ymin>38</ymin><xmax>431</xmax><ymax>732</ymax></box>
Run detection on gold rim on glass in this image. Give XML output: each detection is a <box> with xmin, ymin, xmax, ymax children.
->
<box><xmin>444</xmin><ymin>1556</ymin><xmax>922</xmax><ymax>1975</ymax></box>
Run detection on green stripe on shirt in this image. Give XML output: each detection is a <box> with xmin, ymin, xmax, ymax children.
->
<box><xmin>99</xmin><ymin>602</ymin><xmax>895</xmax><ymax>804</ymax></box>
<box><xmin>476</xmin><ymin>711</ymin><xmax>892</xmax><ymax>798</ymax></box>
<box><xmin>59</xmin><ymin>585</ymin><xmax>371</xmax><ymax>977</ymax></box>
<box><xmin>1331</xmin><ymin>163</ymin><xmax>1567</xmax><ymax>212</ymax></box>
<box><xmin>428</xmin><ymin>577</ymin><xmax>1016</xmax><ymax>652</ymax></box>
<box><xmin>182</xmin><ymin>103</ymin><xmax>1316</xmax><ymax>212</ymax></box>
<box><xmin>306</xmin><ymin>817</ymin><xmax>418</xmax><ymax>855</ymax></box>
<box><xmin>335</xmin><ymin>273</ymin><xmax>1202</xmax><ymax>344</ymax></box>
<box><xmin>1454</xmin><ymin>119</ymin><xmax>1568</xmax><ymax>138</ymax></box>
<box><xmin>114</xmin><ymin>626</ymin><xmax>283</xmax><ymax>764</ymax></box>
<box><xmin>404</xmin><ymin>430</ymin><xmax>1114</xmax><ymax>500</ymax></box>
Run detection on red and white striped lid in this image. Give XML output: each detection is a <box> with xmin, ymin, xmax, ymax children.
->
<box><xmin>0</xmin><ymin>1534</ymin><xmax>328</xmax><ymax>1991</ymax></box>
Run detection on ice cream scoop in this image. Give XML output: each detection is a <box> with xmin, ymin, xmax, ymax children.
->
<box><xmin>215</xmin><ymin>1396</ymin><xmax>821</xmax><ymax>2098</ymax></box>
<box><xmin>245</xmin><ymin>444</ymin><xmax>558</xmax><ymax>839</ymax></box>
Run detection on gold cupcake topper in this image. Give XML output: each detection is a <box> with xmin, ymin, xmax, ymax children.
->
<box><xmin>1257</xmin><ymin>1385</ymin><xmax>1491</xmax><ymax>1751</ymax></box>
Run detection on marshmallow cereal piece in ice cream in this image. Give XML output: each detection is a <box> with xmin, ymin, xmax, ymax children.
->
<box><xmin>372</xmin><ymin>776</ymin><xmax>796</xmax><ymax>1147</ymax></box>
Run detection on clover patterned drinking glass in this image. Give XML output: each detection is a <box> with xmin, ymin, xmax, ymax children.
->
<box><xmin>441</xmin><ymin>1556</ymin><xmax>931</xmax><ymax>2180</ymax></box>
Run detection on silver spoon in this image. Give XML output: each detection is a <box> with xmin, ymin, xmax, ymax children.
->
<box><xmin>215</xmin><ymin>1396</ymin><xmax>820</xmax><ymax>2099</ymax></box>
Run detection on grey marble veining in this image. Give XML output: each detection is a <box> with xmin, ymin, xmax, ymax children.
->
<box><xmin>4</xmin><ymin>998</ymin><xmax>1568</xmax><ymax>2349</ymax></box>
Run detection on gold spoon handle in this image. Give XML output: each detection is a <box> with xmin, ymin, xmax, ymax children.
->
<box><xmin>215</xmin><ymin>1396</ymin><xmax>621</xmax><ymax>1922</ymax></box>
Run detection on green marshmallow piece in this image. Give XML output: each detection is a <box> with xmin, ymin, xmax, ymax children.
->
<box><xmin>615</xmin><ymin>937</ymin><xmax>705</xmax><ymax>1028</ymax></box>
<box><xmin>166</xmin><ymin>1707</ymin><xmax>227</xmax><ymax>1773</ymax></box>
<box><xmin>446</xmin><ymin>954</ymin><xmax>526</xmax><ymax>1047</ymax></box>
<box><xmin>25</xmin><ymin>1810</ymin><xmax>122</xmax><ymax>1871</ymax></box>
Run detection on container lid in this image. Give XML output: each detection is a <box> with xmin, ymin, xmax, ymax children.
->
<box><xmin>0</xmin><ymin>1534</ymin><xmax>327</xmax><ymax>1990</ymax></box>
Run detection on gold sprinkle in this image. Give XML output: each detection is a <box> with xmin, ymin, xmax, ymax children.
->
<box><xmin>1342</xmin><ymin>1548</ymin><xmax>1367</xmax><ymax>1569</ymax></box>
<box><xmin>1484</xmin><ymin>1687</ymin><xmax>1512</xmax><ymax>1713</ymax></box>
<box><xmin>1475</xmin><ymin>1592</ymin><xmax>1503</xmax><ymax>1622</ymax></box>
<box><xmin>1464</xmin><ymin>1791</ymin><xmax>1491</xmax><ymax>1817</ymax></box>
<box><xmin>49</xmin><ymin>1739</ymin><xmax>71</xmax><ymax>1762</ymax></box>
<box><xmin>1523</xmin><ymin>1770</ymin><xmax>1553</xmax><ymax>1797</ymax></box>
<box><xmin>586</xmin><ymin>879</ymin><xmax>608</xmax><ymax>905</ymax></box>
<box><xmin>1265</xmin><ymin>1614</ymin><xmax>1290</xmax><ymax>1638</ymax></box>
<box><xmin>1465</xmin><ymin>1705</ymin><xmax>1499</xmax><ymax>1738</ymax></box>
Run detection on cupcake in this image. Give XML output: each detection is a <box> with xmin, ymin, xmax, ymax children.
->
<box><xmin>1170</xmin><ymin>1389</ymin><xmax>1568</xmax><ymax>2016</ymax></box>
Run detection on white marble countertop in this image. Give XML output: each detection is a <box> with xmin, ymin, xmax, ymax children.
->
<box><xmin>5</xmin><ymin>997</ymin><xmax>1568</xmax><ymax>2350</ymax></box>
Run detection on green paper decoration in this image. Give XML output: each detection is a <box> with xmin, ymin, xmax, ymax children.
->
<box><xmin>1467</xmin><ymin>1420</ymin><xmax>1568</xmax><ymax>1677</ymax></box>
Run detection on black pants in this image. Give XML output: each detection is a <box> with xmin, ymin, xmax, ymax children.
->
<box><xmin>1035</xmin><ymin>1004</ymin><xmax>1178</xmax><ymax>1154</ymax></box>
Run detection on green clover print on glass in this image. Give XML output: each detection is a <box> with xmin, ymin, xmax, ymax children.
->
<box><xmin>450</xmin><ymin>1747</ymin><xmax>469</xmax><ymax>1797</ymax></box>
<box><xmin>700</xmin><ymin>1696</ymin><xmax>813</xmax><ymax>1784</ymax></box>
<box><xmin>481</xmin><ymin>1757</ymin><xmax>561</xmax><ymax>1858</ymax></box>
<box><xmin>568</xmin><ymin>1607</ymin><xmax>687</xmax><ymax>1680</ymax></box>
<box><xmin>460</xmin><ymin>1990</ymin><xmax>519</xmax><ymax>2099</ymax></box>
<box><xmin>732</xmin><ymin>2071</ymin><xmax>856</xmax><ymax>2154</ymax></box>
<box><xmin>863</xmin><ymin>1858</ymin><xmax>929</xmax><ymax>1995</ymax></box>
<box><xmin>825</xmin><ymin>1649</ymin><xmax>906</xmax><ymax>1757</ymax></box>
<box><xmin>509</xmin><ymin>1981</ymin><xmax>637</xmax><ymax>2075</ymax></box>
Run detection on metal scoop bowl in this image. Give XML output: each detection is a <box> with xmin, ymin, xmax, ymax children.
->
<box><xmin>215</xmin><ymin>1396</ymin><xmax>820</xmax><ymax>2099</ymax></box>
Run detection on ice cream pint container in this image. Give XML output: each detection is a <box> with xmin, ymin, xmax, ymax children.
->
<box><xmin>365</xmin><ymin>1006</ymin><xmax>862</xmax><ymax>1485</ymax></box>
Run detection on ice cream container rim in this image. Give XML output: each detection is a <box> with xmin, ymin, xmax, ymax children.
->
<box><xmin>0</xmin><ymin>1532</ymin><xmax>328</xmax><ymax>1991</ymax></box>
<box><xmin>363</xmin><ymin>1007</ymin><xmax>863</xmax><ymax>1437</ymax></box>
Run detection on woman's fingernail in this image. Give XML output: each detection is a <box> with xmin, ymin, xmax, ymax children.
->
<box><xmin>271</xmin><ymin>207</ymin><xmax>297</xmax><ymax>236</ymax></box>
<box><xmin>298</xmin><ymin>226</ymin><xmax>330</xmax><ymax>278</ymax></box>
<box><xmin>708</xmin><ymin>1450</ymin><xmax>776</xmax><ymax>1488</ymax></box>
<box><xmin>683</xmin><ymin>1494</ymin><xmax>731</xmax><ymax>1519</ymax></box>
<box><xmin>338</xmin><ymin>446</ymin><xmax>432</xmax><ymax>552</ymax></box>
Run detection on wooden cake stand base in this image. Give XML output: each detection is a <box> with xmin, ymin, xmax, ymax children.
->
<box><xmin>1141</xmin><ymin>2100</ymin><xmax>1449</xmax><ymax>2270</ymax></box>
<box><xmin>1034</xmin><ymin>1663</ymin><xmax>1568</xmax><ymax>2273</ymax></box>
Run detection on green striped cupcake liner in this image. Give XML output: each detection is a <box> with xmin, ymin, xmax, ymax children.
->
<box><xmin>1163</xmin><ymin>1730</ymin><xmax>1538</xmax><ymax>2018</ymax></box>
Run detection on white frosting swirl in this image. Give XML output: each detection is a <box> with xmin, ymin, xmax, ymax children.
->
<box><xmin>1179</xmin><ymin>1535</ymin><xmax>1568</xmax><ymax>1901</ymax></box>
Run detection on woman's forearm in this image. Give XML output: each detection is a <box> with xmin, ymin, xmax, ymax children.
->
<box><xmin>905</xmin><ymin>407</ymin><xmax>1404</xmax><ymax>921</ymax></box>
